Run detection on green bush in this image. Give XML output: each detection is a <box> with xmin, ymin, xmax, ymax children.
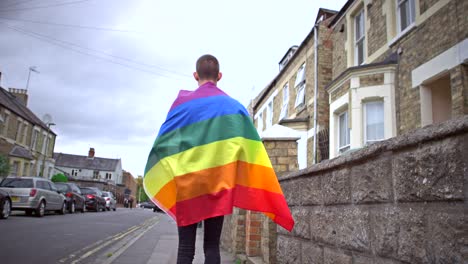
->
<box><xmin>51</xmin><ymin>173</ymin><xmax>67</xmax><ymax>183</ymax></box>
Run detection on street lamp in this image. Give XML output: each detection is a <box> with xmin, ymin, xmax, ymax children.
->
<box><xmin>26</xmin><ymin>66</ymin><xmax>40</xmax><ymax>90</ymax></box>
<box><xmin>40</xmin><ymin>122</ymin><xmax>55</xmax><ymax>178</ymax></box>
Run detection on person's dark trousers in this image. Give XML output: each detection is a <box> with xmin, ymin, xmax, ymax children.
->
<box><xmin>177</xmin><ymin>215</ymin><xmax>224</xmax><ymax>264</ymax></box>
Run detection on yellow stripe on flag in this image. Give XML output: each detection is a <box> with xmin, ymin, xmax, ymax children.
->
<box><xmin>144</xmin><ymin>137</ymin><xmax>272</xmax><ymax>198</ymax></box>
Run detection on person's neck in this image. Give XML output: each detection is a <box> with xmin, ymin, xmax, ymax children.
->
<box><xmin>198</xmin><ymin>79</ymin><xmax>217</xmax><ymax>87</ymax></box>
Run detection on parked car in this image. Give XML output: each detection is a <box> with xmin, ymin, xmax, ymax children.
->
<box><xmin>79</xmin><ymin>187</ymin><xmax>106</xmax><ymax>212</ymax></box>
<box><xmin>55</xmin><ymin>182</ymin><xmax>85</xmax><ymax>213</ymax></box>
<box><xmin>0</xmin><ymin>177</ymin><xmax>66</xmax><ymax>217</ymax></box>
<box><xmin>0</xmin><ymin>189</ymin><xmax>11</xmax><ymax>219</ymax></box>
<box><xmin>139</xmin><ymin>200</ymin><xmax>162</xmax><ymax>212</ymax></box>
<box><xmin>101</xmin><ymin>191</ymin><xmax>117</xmax><ymax>211</ymax></box>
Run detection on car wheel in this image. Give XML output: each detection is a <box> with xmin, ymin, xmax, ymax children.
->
<box><xmin>69</xmin><ymin>202</ymin><xmax>76</xmax><ymax>214</ymax></box>
<box><xmin>58</xmin><ymin>202</ymin><xmax>66</xmax><ymax>215</ymax></box>
<box><xmin>0</xmin><ymin>198</ymin><xmax>11</xmax><ymax>219</ymax></box>
<box><xmin>35</xmin><ymin>200</ymin><xmax>45</xmax><ymax>217</ymax></box>
<box><xmin>112</xmin><ymin>207</ymin><xmax>116</xmax><ymax>211</ymax></box>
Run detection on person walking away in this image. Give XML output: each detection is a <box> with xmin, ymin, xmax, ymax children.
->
<box><xmin>143</xmin><ymin>55</ymin><xmax>294</xmax><ymax>264</ymax></box>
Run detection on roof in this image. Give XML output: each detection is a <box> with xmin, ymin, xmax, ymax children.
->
<box><xmin>54</xmin><ymin>152</ymin><xmax>120</xmax><ymax>171</ymax></box>
<box><xmin>253</xmin><ymin>8</ymin><xmax>338</xmax><ymax>110</ymax></box>
<box><xmin>278</xmin><ymin>45</ymin><xmax>299</xmax><ymax>66</ymax></box>
<box><xmin>0</xmin><ymin>87</ymin><xmax>56</xmax><ymax>135</ymax></box>
<box><xmin>9</xmin><ymin>145</ymin><xmax>34</xmax><ymax>160</ymax></box>
<box><xmin>329</xmin><ymin>0</ymin><xmax>355</xmax><ymax>28</ymax></box>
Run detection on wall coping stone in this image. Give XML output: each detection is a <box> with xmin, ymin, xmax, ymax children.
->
<box><xmin>279</xmin><ymin>115</ymin><xmax>468</xmax><ymax>182</ymax></box>
<box><xmin>262</xmin><ymin>137</ymin><xmax>300</xmax><ymax>141</ymax></box>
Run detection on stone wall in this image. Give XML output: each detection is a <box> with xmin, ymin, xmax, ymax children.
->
<box><xmin>277</xmin><ymin>116</ymin><xmax>468</xmax><ymax>263</ymax></box>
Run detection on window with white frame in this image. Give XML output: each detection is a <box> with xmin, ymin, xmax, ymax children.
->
<box><xmin>279</xmin><ymin>84</ymin><xmax>289</xmax><ymax>120</ymax></box>
<box><xmin>22</xmin><ymin>123</ymin><xmax>28</xmax><ymax>145</ymax></box>
<box><xmin>31</xmin><ymin>130</ymin><xmax>38</xmax><ymax>150</ymax></box>
<box><xmin>338</xmin><ymin>110</ymin><xmax>350</xmax><ymax>153</ymax></box>
<box><xmin>257</xmin><ymin>112</ymin><xmax>264</xmax><ymax>132</ymax></box>
<box><xmin>294</xmin><ymin>63</ymin><xmax>306</xmax><ymax>107</ymax></box>
<box><xmin>15</xmin><ymin>119</ymin><xmax>23</xmax><ymax>141</ymax></box>
<box><xmin>354</xmin><ymin>8</ymin><xmax>365</xmax><ymax>65</ymax></box>
<box><xmin>267</xmin><ymin>101</ymin><xmax>273</xmax><ymax>128</ymax></box>
<box><xmin>106</xmin><ymin>173</ymin><xmax>112</xmax><ymax>180</ymax></box>
<box><xmin>364</xmin><ymin>101</ymin><xmax>384</xmax><ymax>144</ymax></box>
<box><xmin>41</xmin><ymin>133</ymin><xmax>47</xmax><ymax>154</ymax></box>
<box><xmin>2</xmin><ymin>113</ymin><xmax>9</xmax><ymax>136</ymax></box>
<box><xmin>11</xmin><ymin>161</ymin><xmax>20</xmax><ymax>176</ymax></box>
<box><xmin>397</xmin><ymin>0</ymin><xmax>415</xmax><ymax>33</ymax></box>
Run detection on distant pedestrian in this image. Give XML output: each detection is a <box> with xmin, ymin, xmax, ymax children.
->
<box><xmin>143</xmin><ymin>55</ymin><xmax>294</xmax><ymax>264</ymax></box>
<box><xmin>129</xmin><ymin>196</ymin><xmax>134</xmax><ymax>209</ymax></box>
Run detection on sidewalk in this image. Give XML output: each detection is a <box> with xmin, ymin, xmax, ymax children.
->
<box><xmin>113</xmin><ymin>213</ymin><xmax>235</xmax><ymax>264</ymax></box>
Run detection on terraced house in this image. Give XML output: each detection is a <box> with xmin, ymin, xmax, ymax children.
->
<box><xmin>0</xmin><ymin>83</ymin><xmax>57</xmax><ymax>178</ymax></box>
<box><xmin>327</xmin><ymin>0</ymin><xmax>467</xmax><ymax>158</ymax></box>
<box><xmin>252</xmin><ymin>8</ymin><xmax>337</xmax><ymax>169</ymax></box>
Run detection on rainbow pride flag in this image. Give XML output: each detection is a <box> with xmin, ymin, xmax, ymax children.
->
<box><xmin>143</xmin><ymin>82</ymin><xmax>294</xmax><ymax>231</ymax></box>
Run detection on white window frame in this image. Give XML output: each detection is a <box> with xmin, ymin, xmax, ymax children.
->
<box><xmin>257</xmin><ymin>112</ymin><xmax>264</xmax><ymax>132</ymax></box>
<box><xmin>22</xmin><ymin>122</ymin><xmax>28</xmax><ymax>145</ymax></box>
<box><xmin>15</xmin><ymin>119</ymin><xmax>23</xmax><ymax>142</ymax></box>
<box><xmin>2</xmin><ymin>112</ymin><xmax>10</xmax><ymax>136</ymax></box>
<box><xmin>294</xmin><ymin>64</ymin><xmax>306</xmax><ymax>108</ymax></box>
<box><xmin>41</xmin><ymin>133</ymin><xmax>47</xmax><ymax>154</ymax></box>
<box><xmin>294</xmin><ymin>64</ymin><xmax>306</xmax><ymax>87</ymax></box>
<box><xmin>267</xmin><ymin>101</ymin><xmax>273</xmax><ymax>128</ymax></box>
<box><xmin>397</xmin><ymin>0</ymin><xmax>415</xmax><ymax>33</ymax></box>
<box><xmin>363</xmin><ymin>101</ymin><xmax>385</xmax><ymax>145</ymax></box>
<box><xmin>354</xmin><ymin>8</ymin><xmax>365</xmax><ymax>66</ymax></box>
<box><xmin>279</xmin><ymin>84</ymin><xmax>289</xmax><ymax>120</ymax></box>
<box><xmin>338</xmin><ymin>111</ymin><xmax>350</xmax><ymax>153</ymax></box>
<box><xmin>295</xmin><ymin>84</ymin><xmax>305</xmax><ymax>108</ymax></box>
<box><xmin>11</xmin><ymin>161</ymin><xmax>20</xmax><ymax>176</ymax></box>
<box><xmin>31</xmin><ymin>129</ymin><xmax>39</xmax><ymax>150</ymax></box>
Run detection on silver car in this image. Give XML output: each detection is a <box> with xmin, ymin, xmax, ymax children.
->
<box><xmin>102</xmin><ymin>191</ymin><xmax>117</xmax><ymax>211</ymax></box>
<box><xmin>0</xmin><ymin>177</ymin><xmax>67</xmax><ymax>217</ymax></box>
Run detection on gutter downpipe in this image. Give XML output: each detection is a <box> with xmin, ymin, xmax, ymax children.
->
<box><xmin>313</xmin><ymin>23</ymin><xmax>319</xmax><ymax>164</ymax></box>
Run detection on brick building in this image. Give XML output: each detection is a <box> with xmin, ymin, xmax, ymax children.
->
<box><xmin>122</xmin><ymin>170</ymin><xmax>137</xmax><ymax>199</ymax></box>
<box><xmin>327</xmin><ymin>0</ymin><xmax>468</xmax><ymax>158</ymax></box>
<box><xmin>0</xmin><ymin>77</ymin><xmax>57</xmax><ymax>178</ymax></box>
<box><xmin>252</xmin><ymin>8</ymin><xmax>337</xmax><ymax>168</ymax></box>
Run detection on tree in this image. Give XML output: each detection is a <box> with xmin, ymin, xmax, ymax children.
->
<box><xmin>136</xmin><ymin>175</ymin><xmax>149</xmax><ymax>202</ymax></box>
<box><xmin>0</xmin><ymin>155</ymin><xmax>10</xmax><ymax>178</ymax></box>
<box><xmin>51</xmin><ymin>173</ymin><xmax>67</xmax><ymax>183</ymax></box>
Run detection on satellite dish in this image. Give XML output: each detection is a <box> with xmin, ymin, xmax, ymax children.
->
<box><xmin>42</xmin><ymin>114</ymin><xmax>53</xmax><ymax>124</ymax></box>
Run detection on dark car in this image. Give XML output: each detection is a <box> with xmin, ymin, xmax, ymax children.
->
<box><xmin>140</xmin><ymin>200</ymin><xmax>162</xmax><ymax>212</ymax></box>
<box><xmin>55</xmin><ymin>182</ymin><xmax>85</xmax><ymax>213</ymax></box>
<box><xmin>0</xmin><ymin>189</ymin><xmax>11</xmax><ymax>219</ymax></box>
<box><xmin>79</xmin><ymin>187</ymin><xmax>106</xmax><ymax>212</ymax></box>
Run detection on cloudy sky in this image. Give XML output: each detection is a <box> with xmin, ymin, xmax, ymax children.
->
<box><xmin>0</xmin><ymin>0</ymin><xmax>345</xmax><ymax>177</ymax></box>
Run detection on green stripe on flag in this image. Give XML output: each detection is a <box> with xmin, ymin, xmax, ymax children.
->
<box><xmin>144</xmin><ymin>114</ymin><xmax>260</xmax><ymax>174</ymax></box>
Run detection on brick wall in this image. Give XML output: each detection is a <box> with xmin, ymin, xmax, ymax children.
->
<box><xmin>276</xmin><ymin>116</ymin><xmax>468</xmax><ymax>263</ymax></box>
<box><xmin>359</xmin><ymin>73</ymin><xmax>384</xmax><ymax>87</ymax></box>
<box><xmin>367</xmin><ymin>0</ymin><xmax>387</xmax><ymax>56</ymax></box>
<box><xmin>330</xmin><ymin>80</ymin><xmax>350</xmax><ymax>102</ymax></box>
<box><xmin>420</xmin><ymin>0</ymin><xmax>441</xmax><ymax>14</ymax></box>
<box><xmin>392</xmin><ymin>0</ymin><xmax>467</xmax><ymax>133</ymax></box>
<box><xmin>332</xmin><ymin>19</ymin><xmax>347</xmax><ymax>80</ymax></box>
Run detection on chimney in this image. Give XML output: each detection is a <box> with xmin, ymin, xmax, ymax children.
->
<box><xmin>88</xmin><ymin>148</ymin><xmax>95</xmax><ymax>159</ymax></box>
<box><xmin>8</xmin><ymin>88</ymin><xmax>29</xmax><ymax>106</ymax></box>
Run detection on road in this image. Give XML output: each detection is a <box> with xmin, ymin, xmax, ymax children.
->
<box><xmin>0</xmin><ymin>208</ymin><xmax>160</xmax><ymax>264</ymax></box>
<box><xmin>0</xmin><ymin>208</ymin><xmax>235</xmax><ymax>264</ymax></box>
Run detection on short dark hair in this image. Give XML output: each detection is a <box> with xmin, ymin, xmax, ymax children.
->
<box><xmin>196</xmin><ymin>54</ymin><xmax>219</xmax><ymax>80</ymax></box>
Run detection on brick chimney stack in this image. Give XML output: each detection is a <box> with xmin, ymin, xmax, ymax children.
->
<box><xmin>88</xmin><ymin>148</ymin><xmax>95</xmax><ymax>159</ymax></box>
<box><xmin>8</xmin><ymin>88</ymin><xmax>29</xmax><ymax>106</ymax></box>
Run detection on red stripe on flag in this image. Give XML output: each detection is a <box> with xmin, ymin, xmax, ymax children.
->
<box><xmin>169</xmin><ymin>185</ymin><xmax>294</xmax><ymax>231</ymax></box>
